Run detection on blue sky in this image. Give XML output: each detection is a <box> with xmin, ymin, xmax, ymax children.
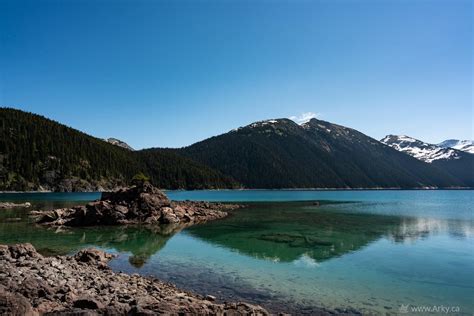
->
<box><xmin>0</xmin><ymin>0</ymin><xmax>472</xmax><ymax>149</ymax></box>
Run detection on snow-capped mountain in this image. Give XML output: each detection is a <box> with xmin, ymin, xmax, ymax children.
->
<box><xmin>381</xmin><ymin>135</ymin><xmax>474</xmax><ymax>187</ymax></box>
<box><xmin>105</xmin><ymin>138</ymin><xmax>134</xmax><ymax>151</ymax></box>
<box><xmin>380</xmin><ymin>135</ymin><xmax>461</xmax><ymax>163</ymax></box>
<box><xmin>438</xmin><ymin>139</ymin><xmax>474</xmax><ymax>154</ymax></box>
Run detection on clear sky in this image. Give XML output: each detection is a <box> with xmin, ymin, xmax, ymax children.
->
<box><xmin>0</xmin><ymin>0</ymin><xmax>472</xmax><ymax>149</ymax></box>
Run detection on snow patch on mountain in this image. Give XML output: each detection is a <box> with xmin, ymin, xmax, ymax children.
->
<box><xmin>381</xmin><ymin>135</ymin><xmax>461</xmax><ymax>163</ymax></box>
<box><xmin>438</xmin><ymin>139</ymin><xmax>474</xmax><ymax>154</ymax></box>
<box><xmin>230</xmin><ymin>119</ymin><xmax>284</xmax><ymax>134</ymax></box>
<box><xmin>250</xmin><ymin>119</ymin><xmax>278</xmax><ymax>127</ymax></box>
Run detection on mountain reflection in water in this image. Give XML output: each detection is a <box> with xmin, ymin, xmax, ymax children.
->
<box><xmin>184</xmin><ymin>202</ymin><xmax>473</xmax><ymax>263</ymax></box>
<box><xmin>1</xmin><ymin>201</ymin><xmax>471</xmax><ymax>265</ymax></box>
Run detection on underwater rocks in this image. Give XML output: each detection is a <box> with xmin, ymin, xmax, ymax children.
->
<box><xmin>0</xmin><ymin>202</ymin><xmax>31</xmax><ymax>209</ymax></box>
<box><xmin>33</xmin><ymin>183</ymin><xmax>240</xmax><ymax>226</ymax></box>
<box><xmin>0</xmin><ymin>243</ymin><xmax>268</xmax><ymax>315</ymax></box>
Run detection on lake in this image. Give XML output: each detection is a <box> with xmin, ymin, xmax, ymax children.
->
<box><xmin>0</xmin><ymin>190</ymin><xmax>473</xmax><ymax>314</ymax></box>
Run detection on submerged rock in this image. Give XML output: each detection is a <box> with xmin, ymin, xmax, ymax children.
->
<box><xmin>0</xmin><ymin>243</ymin><xmax>268</xmax><ymax>315</ymax></box>
<box><xmin>33</xmin><ymin>183</ymin><xmax>239</xmax><ymax>227</ymax></box>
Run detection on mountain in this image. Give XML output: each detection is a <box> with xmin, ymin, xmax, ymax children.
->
<box><xmin>0</xmin><ymin>108</ymin><xmax>237</xmax><ymax>191</ymax></box>
<box><xmin>381</xmin><ymin>135</ymin><xmax>474</xmax><ymax>187</ymax></box>
<box><xmin>176</xmin><ymin>118</ymin><xmax>464</xmax><ymax>189</ymax></box>
<box><xmin>105</xmin><ymin>138</ymin><xmax>134</xmax><ymax>151</ymax></box>
<box><xmin>380</xmin><ymin>135</ymin><xmax>461</xmax><ymax>163</ymax></box>
<box><xmin>438</xmin><ymin>139</ymin><xmax>474</xmax><ymax>154</ymax></box>
<box><xmin>1</xmin><ymin>108</ymin><xmax>470</xmax><ymax>191</ymax></box>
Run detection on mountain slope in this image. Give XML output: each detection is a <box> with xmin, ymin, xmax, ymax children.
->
<box><xmin>177</xmin><ymin>118</ymin><xmax>464</xmax><ymax>189</ymax></box>
<box><xmin>179</xmin><ymin>119</ymin><xmax>343</xmax><ymax>188</ymax></box>
<box><xmin>0</xmin><ymin>108</ymin><xmax>237</xmax><ymax>191</ymax></box>
<box><xmin>135</xmin><ymin>148</ymin><xmax>239</xmax><ymax>189</ymax></box>
<box><xmin>438</xmin><ymin>139</ymin><xmax>474</xmax><ymax>154</ymax></box>
<box><xmin>381</xmin><ymin>135</ymin><xmax>474</xmax><ymax>187</ymax></box>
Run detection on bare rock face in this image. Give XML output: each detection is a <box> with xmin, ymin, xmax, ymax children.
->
<box><xmin>0</xmin><ymin>243</ymin><xmax>269</xmax><ymax>315</ymax></box>
<box><xmin>34</xmin><ymin>183</ymin><xmax>239</xmax><ymax>227</ymax></box>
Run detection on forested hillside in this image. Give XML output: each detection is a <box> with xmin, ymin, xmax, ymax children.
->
<box><xmin>177</xmin><ymin>118</ymin><xmax>464</xmax><ymax>189</ymax></box>
<box><xmin>136</xmin><ymin>148</ymin><xmax>239</xmax><ymax>189</ymax></box>
<box><xmin>0</xmin><ymin>108</ymin><xmax>237</xmax><ymax>191</ymax></box>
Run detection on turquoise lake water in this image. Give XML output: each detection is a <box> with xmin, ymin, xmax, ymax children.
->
<box><xmin>0</xmin><ymin>190</ymin><xmax>473</xmax><ymax>314</ymax></box>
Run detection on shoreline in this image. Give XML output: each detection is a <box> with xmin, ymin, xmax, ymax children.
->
<box><xmin>0</xmin><ymin>243</ymin><xmax>363</xmax><ymax>316</ymax></box>
<box><xmin>0</xmin><ymin>243</ymin><xmax>269</xmax><ymax>315</ymax></box>
<box><xmin>1</xmin><ymin>187</ymin><xmax>473</xmax><ymax>194</ymax></box>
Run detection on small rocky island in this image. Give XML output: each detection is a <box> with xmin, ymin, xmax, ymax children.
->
<box><xmin>0</xmin><ymin>243</ymin><xmax>268</xmax><ymax>315</ymax></box>
<box><xmin>33</xmin><ymin>183</ymin><xmax>239</xmax><ymax>226</ymax></box>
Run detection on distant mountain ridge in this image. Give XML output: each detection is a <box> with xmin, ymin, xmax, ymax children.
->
<box><xmin>438</xmin><ymin>139</ymin><xmax>474</xmax><ymax>154</ymax></box>
<box><xmin>380</xmin><ymin>135</ymin><xmax>461</xmax><ymax>163</ymax></box>
<box><xmin>176</xmin><ymin>118</ymin><xmax>465</xmax><ymax>189</ymax></box>
<box><xmin>381</xmin><ymin>135</ymin><xmax>473</xmax><ymax>187</ymax></box>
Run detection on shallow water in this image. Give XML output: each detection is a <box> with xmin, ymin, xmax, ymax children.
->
<box><xmin>0</xmin><ymin>190</ymin><xmax>473</xmax><ymax>314</ymax></box>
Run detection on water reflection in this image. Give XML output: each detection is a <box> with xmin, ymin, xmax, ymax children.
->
<box><xmin>185</xmin><ymin>202</ymin><xmax>474</xmax><ymax>263</ymax></box>
<box><xmin>0</xmin><ymin>201</ymin><xmax>472</xmax><ymax>266</ymax></box>
<box><xmin>0</xmin><ymin>216</ymin><xmax>188</xmax><ymax>267</ymax></box>
<box><xmin>388</xmin><ymin>217</ymin><xmax>474</xmax><ymax>243</ymax></box>
<box><xmin>0</xmin><ymin>199</ymin><xmax>189</xmax><ymax>266</ymax></box>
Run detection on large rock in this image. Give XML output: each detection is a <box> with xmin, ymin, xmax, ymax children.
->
<box><xmin>34</xmin><ymin>183</ymin><xmax>238</xmax><ymax>227</ymax></box>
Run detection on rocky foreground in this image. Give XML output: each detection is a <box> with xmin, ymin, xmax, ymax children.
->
<box><xmin>0</xmin><ymin>243</ymin><xmax>268</xmax><ymax>315</ymax></box>
<box><xmin>33</xmin><ymin>183</ymin><xmax>239</xmax><ymax>226</ymax></box>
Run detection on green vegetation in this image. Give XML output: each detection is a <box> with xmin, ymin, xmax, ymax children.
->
<box><xmin>177</xmin><ymin>118</ymin><xmax>463</xmax><ymax>188</ymax></box>
<box><xmin>131</xmin><ymin>172</ymin><xmax>150</xmax><ymax>186</ymax></box>
<box><xmin>0</xmin><ymin>108</ymin><xmax>237</xmax><ymax>191</ymax></box>
<box><xmin>138</xmin><ymin>148</ymin><xmax>239</xmax><ymax>189</ymax></box>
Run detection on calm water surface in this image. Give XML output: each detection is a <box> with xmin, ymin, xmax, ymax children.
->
<box><xmin>0</xmin><ymin>190</ymin><xmax>472</xmax><ymax>314</ymax></box>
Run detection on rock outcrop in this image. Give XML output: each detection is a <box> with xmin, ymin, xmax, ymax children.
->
<box><xmin>33</xmin><ymin>183</ymin><xmax>239</xmax><ymax>226</ymax></box>
<box><xmin>0</xmin><ymin>202</ymin><xmax>31</xmax><ymax>209</ymax></box>
<box><xmin>0</xmin><ymin>243</ymin><xmax>268</xmax><ymax>315</ymax></box>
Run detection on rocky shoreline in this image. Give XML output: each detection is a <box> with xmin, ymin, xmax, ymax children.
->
<box><xmin>32</xmin><ymin>183</ymin><xmax>240</xmax><ymax>227</ymax></box>
<box><xmin>0</xmin><ymin>243</ymin><xmax>268</xmax><ymax>315</ymax></box>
